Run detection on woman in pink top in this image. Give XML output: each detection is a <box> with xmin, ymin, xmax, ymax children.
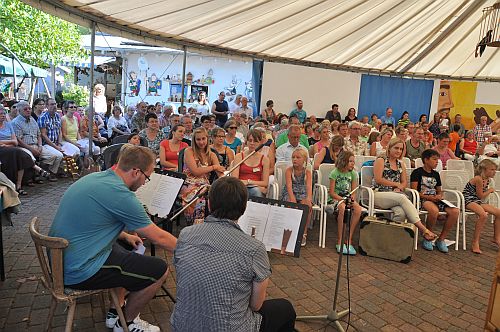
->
<box><xmin>312</xmin><ymin>124</ymin><xmax>331</xmax><ymax>156</ymax></box>
<box><xmin>433</xmin><ymin>132</ymin><xmax>458</xmax><ymax>169</ymax></box>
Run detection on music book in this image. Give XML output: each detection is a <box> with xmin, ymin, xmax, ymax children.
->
<box><xmin>135</xmin><ymin>171</ymin><xmax>185</xmax><ymax>218</ymax></box>
<box><xmin>238</xmin><ymin>197</ymin><xmax>308</xmax><ymax>257</ymax></box>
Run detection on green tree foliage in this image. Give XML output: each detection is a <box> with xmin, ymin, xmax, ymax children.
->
<box><xmin>0</xmin><ymin>0</ymin><xmax>87</xmax><ymax>68</ymax></box>
<box><xmin>62</xmin><ymin>84</ymin><xmax>89</xmax><ymax>107</ymax></box>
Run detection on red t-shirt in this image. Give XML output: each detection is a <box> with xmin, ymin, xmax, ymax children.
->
<box><xmin>239</xmin><ymin>153</ymin><xmax>264</xmax><ymax>181</ymax></box>
<box><xmin>160</xmin><ymin>139</ymin><xmax>188</xmax><ymax>167</ymax></box>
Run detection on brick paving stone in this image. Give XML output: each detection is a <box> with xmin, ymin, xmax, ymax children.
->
<box><xmin>6</xmin><ymin>306</ymin><xmax>31</xmax><ymax>324</ymax></box>
<box><xmin>1</xmin><ymin>178</ymin><xmax>498</xmax><ymax>331</ymax></box>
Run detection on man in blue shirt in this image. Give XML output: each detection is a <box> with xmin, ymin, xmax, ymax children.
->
<box><xmin>380</xmin><ymin>107</ymin><xmax>396</xmax><ymax>126</ymax></box>
<box><xmin>289</xmin><ymin>99</ymin><xmax>307</xmax><ymax>124</ymax></box>
<box><xmin>49</xmin><ymin>145</ymin><xmax>177</xmax><ymax>332</ymax></box>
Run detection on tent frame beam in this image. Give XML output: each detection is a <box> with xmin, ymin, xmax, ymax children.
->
<box><xmin>397</xmin><ymin>0</ymin><xmax>487</xmax><ymax>74</ymax></box>
<box><xmin>21</xmin><ymin>0</ymin><xmax>500</xmax><ymax>82</ymax></box>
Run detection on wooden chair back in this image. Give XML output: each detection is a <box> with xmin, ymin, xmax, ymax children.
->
<box><xmin>29</xmin><ymin>217</ymin><xmax>69</xmax><ymax>297</ymax></box>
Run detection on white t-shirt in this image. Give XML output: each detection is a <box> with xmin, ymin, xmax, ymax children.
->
<box><xmin>229</xmin><ymin>101</ymin><xmax>242</xmax><ymax>113</ymax></box>
<box><xmin>193</xmin><ymin>101</ymin><xmax>211</xmax><ymax>116</ymax></box>
<box><xmin>107</xmin><ymin>116</ymin><xmax>129</xmax><ymax>137</ymax></box>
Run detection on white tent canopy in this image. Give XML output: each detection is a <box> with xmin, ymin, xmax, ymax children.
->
<box><xmin>22</xmin><ymin>0</ymin><xmax>500</xmax><ymax>81</ymax></box>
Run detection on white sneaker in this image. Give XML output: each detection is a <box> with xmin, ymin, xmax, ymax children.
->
<box><xmin>113</xmin><ymin>316</ymin><xmax>160</xmax><ymax>332</ymax></box>
<box><xmin>105</xmin><ymin>310</ymin><xmax>118</xmax><ymax>329</ymax></box>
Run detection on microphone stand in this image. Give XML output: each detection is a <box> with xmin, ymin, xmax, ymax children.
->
<box><xmin>296</xmin><ymin>189</ymin><xmax>357</xmax><ymax>331</ymax></box>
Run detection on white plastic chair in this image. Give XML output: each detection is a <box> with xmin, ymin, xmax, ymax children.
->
<box><xmin>415</xmin><ymin>158</ymin><xmax>443</xmax><ymax>172</ymax></box>
<box><xmin>446</xmin><ymin>160</ymin><xmax>474</xmax><ymax>180</ymax></box>
<box><xmin>402</xmin><ymin>157</ymin><xmax>411</xmax><ymax>169</ymax></box>
<box><xmin>313</xmin><ymin>163</ymin><xmax>336</xmax><ymax>248</ymax></box>
<box><xmin>354</xmin><ymin>155</ymin><xmax>376</xmax><ymax>173</ymax></box>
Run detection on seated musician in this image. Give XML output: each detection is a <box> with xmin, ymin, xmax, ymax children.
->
<box><xmin>49</xmin><ymin>145</ymin><xmax>177</xmax><ymax>332</ymax></box>
<box><xmin>172</xmin><ymin>176</ymin><xmax>296</xmax><ymax>332</ymax></box>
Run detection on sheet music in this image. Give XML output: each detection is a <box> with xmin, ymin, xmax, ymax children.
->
<box><xmin>237</xmin><ymin>201</ymin><xmax>271</xmax><ymax>242</ymax></box>
<box><xmin>135</xmin><ymin>173</ymin><xmax>184</xmax><ymax>218</ymax></box>
<box><xmin>239</xmin><ymin>200</ymin><xmax>305</xmax><ymax>255</ymax></box>
<box><xmin>263</xmin><ymin>205</ymin><xmax>303</xmax><ymax>253</ymax></box>
<box><xmin>440</xmin><ymin>199</ymin><xmax>457</xmax><ymax>208</ymax></box>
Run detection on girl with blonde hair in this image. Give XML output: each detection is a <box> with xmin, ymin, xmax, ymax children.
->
<box><xmin>462</xmin><ymin>159</ymin><xmax>500</xmax><ymax>253</ymax></box>
<box><xmin>180</xmin><ymin>127</ymin><xmax>225</xmax><ymax>224</ymax></box>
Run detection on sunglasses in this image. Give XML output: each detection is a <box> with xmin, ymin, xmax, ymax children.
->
<box><xmin>229</xmin><ymin>126</ymin><xmax>237</xmax><ymax>129</ymax></box>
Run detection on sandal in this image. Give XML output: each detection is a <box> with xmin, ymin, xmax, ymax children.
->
<box><xmin>16</xmin><ymin>188</ymin><xmax>28</xmax><ymax>196</ymax></box>
<box><xmin>27</xmin><ymin>181</ymin><xmax>36</xmax><ymax>187</ymax></box>
<box><xmin>38</xmin><ymin>169</ymin><xmax>50</xmax><ymax>178</ymax></box>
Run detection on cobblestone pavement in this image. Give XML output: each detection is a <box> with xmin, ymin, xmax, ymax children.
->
<box><xmin>0</xmin><ymin>178</ymin><xmax>497</xmax><ymax>331</ymax></box>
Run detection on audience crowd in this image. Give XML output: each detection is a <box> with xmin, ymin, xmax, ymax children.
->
<box><xmin>4</xmin><ymin>91</ymin><xmax>500</xmax><ymax>332</ymax></box>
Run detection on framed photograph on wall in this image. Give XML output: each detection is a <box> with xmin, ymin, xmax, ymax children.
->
<box><xmin>191</xmin><ymin>85</ymin><xmax>209</xmax><ymax>100</ymax></box>
<box><xmin>169</xmin><ymin>83</ymin><xmax>188</xmax><ymax>99</ymax></box>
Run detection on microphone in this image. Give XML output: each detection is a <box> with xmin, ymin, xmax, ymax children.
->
<box><xmin>255</xmin><ymin>139</ymin><xmax>273</xmax><ymax>152</ymax></box>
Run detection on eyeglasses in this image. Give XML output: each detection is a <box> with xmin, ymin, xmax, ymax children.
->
<box><xmin>68</xmin><ymin>106</ymin><xmax>77</xmax><ymax>109</ymax></box>
<box><xmin>135</xmin><ymin>168</ymin><xmax>150</xmax><ymax>183</ymax></box>
<box><xmin>216</xmin><ymin>135</ymin><xmax>226</xmax><ymax>138</ymax></box>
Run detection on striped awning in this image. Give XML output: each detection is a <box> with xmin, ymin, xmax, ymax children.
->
<box><xmin>0</xmin><ymin>54</ymin><xmax>48</xmax><ymax>78</ymax></box>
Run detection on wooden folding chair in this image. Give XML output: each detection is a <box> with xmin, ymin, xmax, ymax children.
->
<box><xmin>29</xmin><ymin>217</ymin><xmax>128</xmax><ymax>332</ymax></box>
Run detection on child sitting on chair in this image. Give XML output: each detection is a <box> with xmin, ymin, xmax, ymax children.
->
<box><xmin>462</xmin><ymin>159</ymin><xmax>500</xmax><ymax>254</ymax></box>
<box><xmin>410</xmin><ymin>149</ymin><xmax>459</xmax><ymax>253</ymax></box>
<box><xmin>281</xmin><ymin>148</ymin><xmax>312</xmax><ymax>247</ymax></box>
<box><xmin>326</xmin><ymin>150</ymin><xmax>362</xmax><ymax>255</ymax></box>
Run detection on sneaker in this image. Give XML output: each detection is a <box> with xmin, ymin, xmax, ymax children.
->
<box><xmin>435</xmin><ymin>239</ymin><xmax>449</xmax><ymax>253</ymax></box>
<box><xmin>422</xmin><ymin>239</ymin><xmax>434</xmax><ymax>251</ymax></box>
<box><xmin>347</xmin><ymin>244</ymin><xmax>357</xmax><ymax>255</ymax></box>
<box><xmin>105</xmin><ymin>311</ymin><xmax>118</xmax><ymax>329</ymax></box>
<box><xmin>336</xmin><ymin>244</ymin><xmax>349</xmax><ymax>255</ymax></box>
<box><xmin>114</xmin><ymin>316</ymin><xmax>160</xmax><ymax>332</ymax></box>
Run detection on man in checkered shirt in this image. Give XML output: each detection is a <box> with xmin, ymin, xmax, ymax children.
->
<box><xmin>172</xmin><ymin>177</ymin><xmax>296</xmax><ymax>332</ymax></box>
<box><xmin>473</xmin><ymin>115</ymin><xmax>492</xmax><ymax>145</ymax></box>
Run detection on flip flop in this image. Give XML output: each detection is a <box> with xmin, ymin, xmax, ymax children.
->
<box><xmin>16</xmin><ymin>188</ymin><xmax>28</xmax><ymax>196</ymax></box>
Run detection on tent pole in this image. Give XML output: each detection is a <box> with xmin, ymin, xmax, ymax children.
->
<box><xmin>12</xmin><ymin>58</ymin><xmax>17</xmax><ymax>100</ymax></box>
<box><xmin>180</xmin><ymin>46</ymin><xmax>187</xmax><ymax>111</ymax></box>
<box><xmin>50</xmin><ymin>64</ymin><xmax>56</xmax><ymax>97</ymax></box>
<box><xmin>88</xmin><ymin>21</ymin><xmax>96</xmax><ymax>159</ymax></box>
<box><xmin>41</xmin><ymin>77</ymin><xmax>52</xmax><ymax>99</ymax></box>
<box><xmin>28</xmin><ymin>77</ymin><xmax>37</xmax><ymax>105</ymax></box>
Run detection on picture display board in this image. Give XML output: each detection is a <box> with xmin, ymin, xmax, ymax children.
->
<box><xmin>260</xmin><ymin>62</ymin><xmax>362</xmax><ymax>119</ymax></box>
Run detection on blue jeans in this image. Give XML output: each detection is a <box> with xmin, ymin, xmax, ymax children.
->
<box><xmin>247</xmin><ymin>186</ymin><xmax>264</xmax><ymax>198</ymax></box>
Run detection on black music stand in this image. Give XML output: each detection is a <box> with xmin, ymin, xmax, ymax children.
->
<box><xmin>296</xmin><ymin>193</ymin><xmax>354</xmax><ymax>331</ymax></box>
<box><xmin>238</xmin><ymin>196</ymin><xmax>309</xmax><ymax>257</ymax></box>
<box><xmin>143</xmin><ymin>169</ymin><xmax>186</xmax><ymax>303</ymax></box>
